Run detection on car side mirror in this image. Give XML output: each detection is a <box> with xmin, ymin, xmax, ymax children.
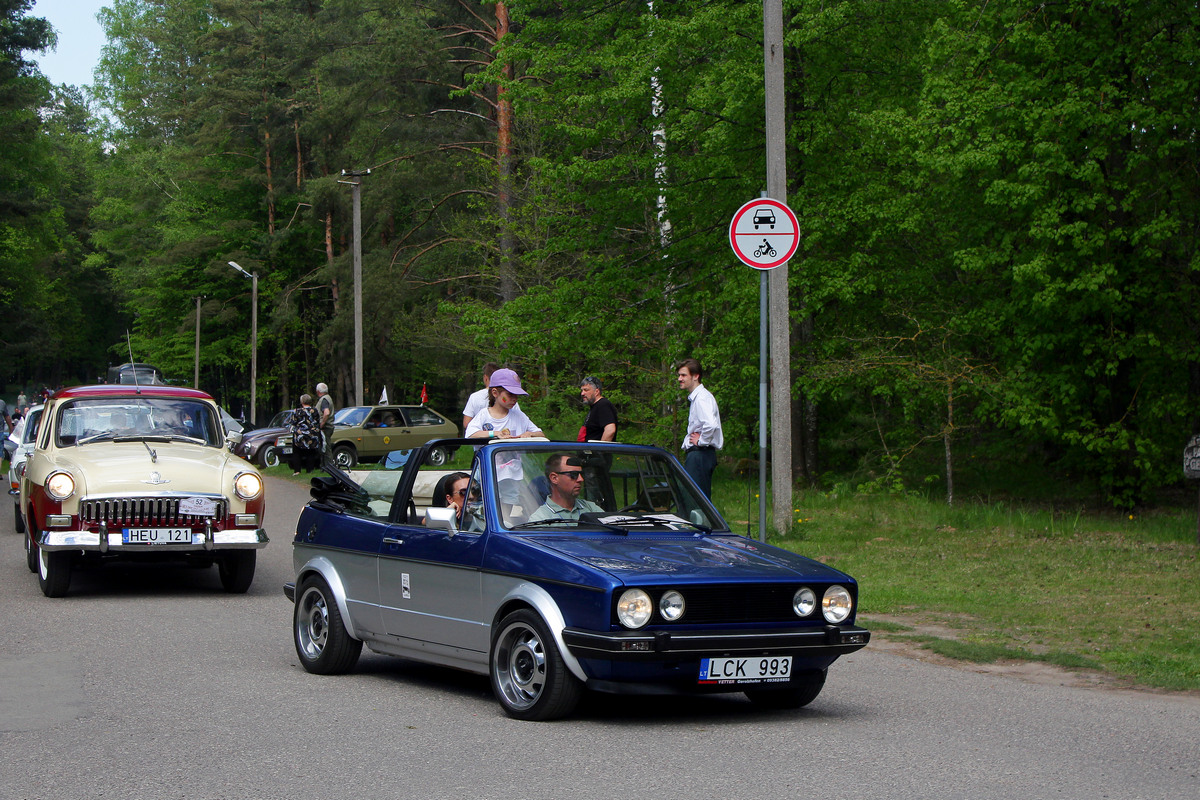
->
<box><xmin>226</xmin><ymin>430</ymin><xmax>243</xmax><ymax>446</ymax></box>
<box><xmin>363</xmin><ymin>422</ymin><xmax>377</xmax><ymax>429</ymax></box>
<box><xmin>424</xmin><ymin>506</ymin><xmax>459</xmax><ymax>535</ymax></box>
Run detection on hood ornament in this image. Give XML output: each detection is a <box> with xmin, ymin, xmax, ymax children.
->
<box><xmin>142</xmin><ymin>471</ymin><xmax>171</xmax><ymax>486</ymax></box>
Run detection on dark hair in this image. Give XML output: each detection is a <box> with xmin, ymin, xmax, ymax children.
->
<box><xmin>543</xmin><ymin>452</ymin><xmax>582</xmax><ymax>478</ymax></box>
<box><xmin>432</xmin><ymin>472</ymin><xmax>471</xmax><ymax>508</ymax></box>
<box><xmin>581</xmin><ymin>376</ymin><xmax>602</xmax><ymax>392</ymax></box>
<box><xmin>482</xmin><ymin>362</ymin><xmax>501</xmax><ymax>379</ymax></box>
<box><xmin>679</xmin><ymin>358</ymin><xmax>703</xmax><ymax>380</ymax></box>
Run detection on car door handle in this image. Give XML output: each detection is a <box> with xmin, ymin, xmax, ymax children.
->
<box><xmin>382</xmin><ymin>537</ymin><xmax>402</xmax><ymax>546</ymax></box>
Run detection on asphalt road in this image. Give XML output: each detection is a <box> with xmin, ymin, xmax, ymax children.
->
<box><xmin>2</xmin><ymin>475</ymin><xmax>1198</xmax><ymax>800</ymax></box>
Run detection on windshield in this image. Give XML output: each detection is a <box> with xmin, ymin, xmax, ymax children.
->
<box><xmin>491</xmin><ymin>447</ymin><xmax>724</xmax><ymax>532</ymax></box>
<box><xmin>333</xmin><ymin>406</ymin><xmax>370</xmax><ymax>427</ymax></box>
<box><xmin>56</xmin><ymin>398</ymin><xmax>224</xmax><ymax>447</ymax></box>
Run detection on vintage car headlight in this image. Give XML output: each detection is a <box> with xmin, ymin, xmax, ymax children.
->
<box><xmin>822</xmin><ymin>585</ymin><xmax>853</xmax><ymax>624</ymax></box>
<box><xmin>233</xmin><ymin>471</ymin><xmax>264</xmax><ymax>500</ymax></box>
<box><xmin>659</xmin><ymin>590</ymin><xmax>686</xmax><ymax>621</ymax></box>
<box><xmin>617</xmin><ymin>589</ymin><xmax>653</xmax><ymax>629</ymax></box>
<box><xmin>793</xmin><ymin>587</ymin><xmax>817</xmax><ymax>617</ymax></box>
<box><xmin>45</xmin><ymin>471</ymin><xmax>76</xmax><ymax>501</ymax></box>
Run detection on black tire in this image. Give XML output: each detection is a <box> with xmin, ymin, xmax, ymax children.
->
<box><xmin>744</xmin><ymin>668</ymin><xmax>826</xmax><ymax>710</ymax></box>
<box><xmin>14</xmin><ymin>502</ymin><xmax>24</xmax><ymax>534</ymax></box>
<box><xmin>333</xmin><ymin>445</ymin><xmax>357</xmax><ymax>469</ymax></box>
<box><xmin>427</xmin><ymin>446</ymin><xmax>448</xmax><ymax>467</ymax></box>
<box><xmin>294</xmin><ymin>574</ymin><xmax>362</xmax><ymax>674</ymax></box>
<box><xmin>37</xmin><ymin>547</ymin><xmax>72</xmax><ymax>598</ymax></box>
<box><xmin>260</xmin><ymin>446</ymin><xmax>281</xmax><ymax>469</ymax></box>
<box><xmin>217</xmin><ymin>550</ymin><xmax>256</xmax><ymax>593</ymax></box>
<box><xmin>490</xmin><ymin>609</ymin><xmax>582</xmax><ymax>721</ymax></box>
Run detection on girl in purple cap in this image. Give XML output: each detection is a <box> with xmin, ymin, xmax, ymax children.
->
<box><xmin>465</xmin><ymin>368</ymin><xmax>544</xmax><ymax>439</ymax></box>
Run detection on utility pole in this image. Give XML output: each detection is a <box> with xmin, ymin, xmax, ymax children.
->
<box><xmin>340</xmin><ymin>169</ymin><xmax>370</xmax><ymax>406</ymax></box>
<box><xmin>764</xmin><ymin>0</ymin><xmax>793</xmax><ymax>535</ymax></box>
<box><xmin>194</xmin><ymin>296</ymin><xmax>202</xmax><ymax>388</ymax></box>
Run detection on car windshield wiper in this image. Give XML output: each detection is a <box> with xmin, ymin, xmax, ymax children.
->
<box><xmin>598</xmin><ymin>513</ymin><xmax>713</xmax><ymax>534</ymax></box>
<box><xmin>160</xmin><ymin>434</ymin><xmax>207</xmax><ymax>445</ymax></box>
<box><xmin>514</xmin><ymin>517</ymin><xmax>629</xmax><ymax>535</ymax></box>
<box><xmin>76</xmin><ymin>432</ymin><xmax>117</xmax><ymax>445</ymax></box>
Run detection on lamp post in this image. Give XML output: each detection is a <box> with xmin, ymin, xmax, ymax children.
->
<box><xmin>228</xmin><ymin>261</ymin><xmax>258</xmax><ymax>425</ymax></box>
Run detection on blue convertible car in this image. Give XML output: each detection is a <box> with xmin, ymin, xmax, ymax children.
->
<box><xmin>285</xmin><ymin>438</ymin><xmax>869</xmax><ymax>720</ymax></box>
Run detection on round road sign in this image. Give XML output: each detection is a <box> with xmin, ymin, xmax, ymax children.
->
<box><xmin>729</xmin><ymin>198</ymin><xmax>799</xmax><ymax>269</ymax></box>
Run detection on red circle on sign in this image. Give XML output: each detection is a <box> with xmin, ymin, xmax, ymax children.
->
<box><xmin>728</xmin><ymin>198</ymin><xmax>799</xmax><ymax>269</ymax></box>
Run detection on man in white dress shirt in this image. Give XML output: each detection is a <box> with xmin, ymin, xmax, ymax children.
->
<box><xmin>677</xmin><ymin>358</ymin><xmax>723</xmax><ymax>498</ymax></box>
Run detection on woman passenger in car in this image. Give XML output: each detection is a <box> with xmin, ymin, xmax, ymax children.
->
<box><xmin>432</xmin><ymin>472</ymin><xmax>470</xmax><ymax>517</ymax></box>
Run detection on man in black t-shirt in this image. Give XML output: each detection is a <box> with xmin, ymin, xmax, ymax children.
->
<box><xmin>579</xmin><ymin>376</ymin><xmax>617</xmax><ymax>442</ymax></box>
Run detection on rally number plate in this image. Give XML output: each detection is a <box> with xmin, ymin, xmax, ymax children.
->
<box><xmin>698</xmin><ymin>656</ymin><xmax>792</xmax><ymax>684</ymax></box>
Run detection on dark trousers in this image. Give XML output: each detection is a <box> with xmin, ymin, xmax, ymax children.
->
<box><xmin>684</xmin><ymin>447</ymin><xmax>717</xmax><ymax>498</ymax></box>
<box><xmin>291</xmin><ymin>446</ymin><xmax>322</xmax><ymax>473</ymax></box>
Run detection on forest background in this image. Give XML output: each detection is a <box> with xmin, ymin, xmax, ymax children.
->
<box><xmin>2</xmin><ymin>0</ymin><xmax>1199</xmax><ymax>511</ymax></box>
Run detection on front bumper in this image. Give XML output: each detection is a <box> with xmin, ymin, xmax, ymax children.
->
<box><xmin>38</xmin><ymin>526</ymin><xmax>269</xmax><ymax>552</ymax></box>
<box><xmin>562</xmin><ymin>623</ymin><xmax>870</xmax><ymax>660</ymax></box>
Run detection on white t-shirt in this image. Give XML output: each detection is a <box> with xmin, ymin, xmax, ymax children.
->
<box><xmin>464</xmin><ymin>389</ymin><xmax>521</xmax><ymax>422</ymax></box>
<box><xmin>466</xmin><ymin>406</ymin><xmax>541</xmax><ymax>438</ymax></box>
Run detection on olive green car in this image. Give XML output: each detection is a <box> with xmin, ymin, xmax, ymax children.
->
<box><xmin>329</xmin><ymin>405</ymin><xmax>458</xmax><ymax>468</ymax></box>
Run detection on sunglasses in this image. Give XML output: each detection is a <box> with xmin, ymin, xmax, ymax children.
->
<box><xmin>454</xmin><ymin>488</ymin><xmax>469</xmax><ymax>496</ymax></box>
<box><xmin>555</xmin><ymin>470</ymin><xmax>584</xmax><ymax>480</ymax></box>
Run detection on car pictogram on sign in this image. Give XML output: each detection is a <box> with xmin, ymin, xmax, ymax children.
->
<box><xmin>753</xmin><ymin>209</ymin><xmax>776</xmax><ymax>229</ymax></box>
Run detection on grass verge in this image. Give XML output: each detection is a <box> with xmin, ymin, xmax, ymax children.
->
<box><xmin>741</xmin><ymin>487</ymin><xmax>1200</xmax><ymax>692</ymax></box>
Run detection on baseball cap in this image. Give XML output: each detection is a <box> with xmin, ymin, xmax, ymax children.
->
<box><xmin>488</xmin><ymin>368</ymin><xmax>527</xmax><ymax>396</ymax></box>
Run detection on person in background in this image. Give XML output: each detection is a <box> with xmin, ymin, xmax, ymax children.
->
<box><xmin>289</xmin><ymin>394</ymin><xmax>324</xmax><ymax>475</ymax></box>
<box><xmin>463</xmin><ymin>362</ymin><xmax>521</xmax><ymax>432</ymax></box>
<box><xmin>315</xmin><ymin>382</ymin><xmax>335</xmax><ymax>456</ymax></box>
<box><xmin>16</xmin><ymin>391</ymin><xmax>27</xmax><ymax>414</ymax></box>
<box><xmin>677</xmin><ymin>358</ymin><xmax>723</xmax><ymax>498</ymax></box>
<box><xmin>465</xmin><ymin>369</ymin><xmax>542</xmax><ymax>439</ymax></box>
<box><xmin>578</xmin><ymin>376</ymin><xmax>617</xmax><ymax>442</ymax></box>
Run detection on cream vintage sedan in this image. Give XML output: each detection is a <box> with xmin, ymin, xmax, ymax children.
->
<box><xmin>19</xmin><ymin>385</ymin><xmax>268</xmax><ymax>597</ymax></box>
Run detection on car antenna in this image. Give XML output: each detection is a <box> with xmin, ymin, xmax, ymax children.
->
<box><xmin>126</xmin><ymin>331</ymin><xmax>142</xmax><ymax>394</ymax></box>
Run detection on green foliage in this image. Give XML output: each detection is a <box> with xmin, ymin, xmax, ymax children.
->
<box><xmin>4</xmin><ymin>0</ymin><xmax>1200</xmax><ymax>508</ymax></box>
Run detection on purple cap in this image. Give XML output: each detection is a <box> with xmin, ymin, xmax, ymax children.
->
<box><xmin>488</xmin><ymin>368</ymin><xmax>528</xmax><ymax>396</ymax></box>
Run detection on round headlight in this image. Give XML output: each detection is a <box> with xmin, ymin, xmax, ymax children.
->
<box><xmin>617</xmin><ymin>589</ymin><xmax>653</xmax><ymax>629</ymax></box>
<box><xmin>793</xmin><ymin>587</ymin><xmax>816</xmax><ymax>617</ymax></box>
<box><xmin>659</xmin><ymin>590</ymin><xmax>686</xmax><ymax>621</ymax></box>
<box><xmin>234</xmin><ymin>471</ymin><xmax>263</xmax><ymax>500</ymax></box>
<box><xmin>822</xmin><ymin>585</ymin><xmax>853</xmax><ymax>624</ymax></box>
<box><xmin>45</xmin><ymin>471</ymin><xmax>76</xmax><ymax>501</ymax></box>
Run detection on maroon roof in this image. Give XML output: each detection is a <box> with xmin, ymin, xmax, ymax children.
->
<box><xmin>52</xmin><ymin>384</ymin><xmax>216</xmax><ymax>401</ymax></box>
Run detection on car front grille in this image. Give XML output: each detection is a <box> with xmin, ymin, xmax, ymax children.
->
<box><xmin>614</xmin><ymin>584</ymin><xmax>844</xmax><ymax>626</ymax></box>
<box><xmin>79</xmin><ymin>497</ymin><xmax>228</xmax><ymax>528</ymax></box>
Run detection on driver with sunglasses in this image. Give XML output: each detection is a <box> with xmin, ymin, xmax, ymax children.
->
<box><xmin>527</xmin><ymin>452</ymin><xmax>604</xmax><ymax>522</ymax></box>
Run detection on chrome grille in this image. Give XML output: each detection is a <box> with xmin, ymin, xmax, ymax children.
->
<box><xmin>80</xmin><ymin>497</ymin><xmax>227</xmax><ymax>527</ymax></box>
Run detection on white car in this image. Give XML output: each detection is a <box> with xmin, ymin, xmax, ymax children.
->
<box><xmin>7</xmin><ymin>405</ymin><xmax>44</xmax><ymax>533</ymax></box>
<box><xmin>19</xmin><ymin>385</ymin><xmax>268</xmax><ymax>597</ymax></box>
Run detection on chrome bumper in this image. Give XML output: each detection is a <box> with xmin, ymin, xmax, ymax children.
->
<box><xmin>38</xmin><ymin>524</ymin><xmax>269</xmax><ymax>552</ymax></box>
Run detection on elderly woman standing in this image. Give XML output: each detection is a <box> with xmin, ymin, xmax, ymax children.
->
<box><xmin>289</xmin><ymin>394</ymin><xmax>324</xmax><ymax>475</ymax></box>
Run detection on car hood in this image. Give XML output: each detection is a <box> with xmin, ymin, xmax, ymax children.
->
<box><xmin>53</xmin><ymin>442</ymin><xmax>245</xmax><ymax>496</ymax></box>
<box><xmin>530</xmin><ymin>533</ymin><xmax>852</xmax><ymax>584</ymax></box>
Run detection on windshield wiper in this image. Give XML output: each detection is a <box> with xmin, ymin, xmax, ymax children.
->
<box><xmin>515</xmin><ymin>517</ymin><xmax>629</xmax><ymax>535</ymax></box>
<box><xmin>76</xmin><ymin>432</ymin><xmax>117</xmax><ymax>445</ymax></box>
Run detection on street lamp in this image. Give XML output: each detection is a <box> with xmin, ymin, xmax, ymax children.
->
<box><xmin>228</xmin><ymin>261</ymin><xmax>258</xmax><ymax>425</ymax></box>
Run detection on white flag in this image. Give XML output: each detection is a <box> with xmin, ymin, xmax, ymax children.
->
<box><xmin>378</xmin><ymin>386</ymin><xmax>388</xmax><ymax>404</ymax></box>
